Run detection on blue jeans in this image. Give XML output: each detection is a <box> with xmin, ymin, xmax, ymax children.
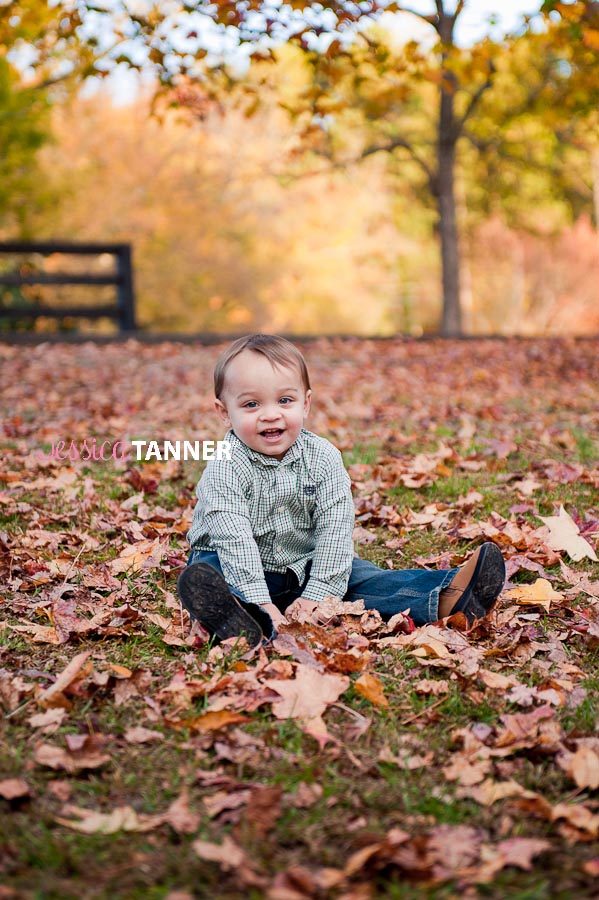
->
<box><xmin>187</xmin><ymin>549</ymin><xmax>457</xmax><ymax>639</ymax></box>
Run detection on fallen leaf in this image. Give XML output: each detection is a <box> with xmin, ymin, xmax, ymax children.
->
<box><xmin>177</xmin><ymin>710</ymin><xmax>250</xmax><ymax>733</ymax></box>
<box><xmin>9</xmin><ymin>624</ymin><xmax>60</xmax><ymax>644</ymax></box>
<box><xmin>0</xmin><ymin>778</ymin><xmax>30</xmax><ymax>800</ymax></box>
<box><xmin>444</xmin><ymin>754</ymin><xmax>491</xmax><ymax>786</ymax></box>
<box><xmin>242</xmin><ymin>785</ymin><xmax>282</xmax><ymax>837</ymax></box>
<box><xmin>192</xmin><ymin>834</ymin><xmax>249</xmax><ymax>870</ymax></box>
<box><xmin>478</xmin><ymin>670</ymin><xmax>518</xmax><ymax>691</ymax></box>
<box><xmin>503</xmin><ymin>579</ymin><xmax>563</xmax><ymax>611</ymax></box>
<box><xmin>303</xmin><ymin>714</ymin><xmax>338</xmax><ymax>749</ymax></box>
<box><xmin>460</xmin><ymin>779</ymin><xmax>540</xmax><ymax>806</ymax></box>
<box><xmin>428</xmin><ymin>823</ymin><xmax>483</xmax><ymax>872</ymax></box>
<box><xmin>412</xmin><ymin>678</ymin><xmax>450</xmax><ymax>695</ymax></box>
<box><xmin>124</xmin><ymin>726</ymin><xmax>165</xmax><ymax>744</ymax></box>
<box><xmin>538</xmin><ymin>506</ymin><xmax>598</xmax><ymax>562</ymax></box>
<box><xmin>354</xmin><ymin>673</ymin><xmax>389</xmax><ymax>708</ymax></box>
<box><xmin>496</xmin><ymin>837</ymin><xmax>552</xmax><ymax>869</ymax></box>
<box><xmin>292</xmin><ymin>782</ymin><xmax>323</xmax><ymax>809</ymax></box>
<box><xmin>163</xmin><ymin>788</ymin><xmax>200</xmax><ymax>834</ymax></box>
<box><xmin>55</xmin><ymin>804</ymin><xmax>161</xmax><ymax>834</ymax></box>
<box><xmin>109</xmin><ymin>538</ymin><xmax>166</xmax><ymax>574</ymax></box>
<box><xmin>27</xmin><ymin>708</ymin><xmax>67</xmax><ymax>731</ymax></box>
<box><xmin>38</xmin><ymin>650</ymin><xmax>93</xmax><ymax>708</ymax></box>
<box><xmin>51</xmin><ymin>593</ymin><xmax>97</xmax><ymax>643</ymax></box>
<box><xmin>495</xmin><ymin>705</ymin><xmax>556</xmax><ymax>748</ymax></box>
<box><xmin>566</xmin><ymin>745</ymin><xmax>599</xmax><ymax>790</ymax></box>
<box><xmin>559</xmin><ymin>561</ymin><xmax>599</xmax><ymax>598</ymax></box>
<box><xmin>264</xmin><ymin>665</ymin><xmax>350</xmax><ymax>721</ymax></box>
<box><xmin>34</xmin><ymin>737</ymin><xmax>111</xmax><ymax>773</ymax></box>
<box><xmin>107</xmin><ymin>663</ymin><xmax>133</xmax><ymax>677</ymax></box>
<box><xmin>551</xmin><ymin>802</ymin><xmax>599</xmax><ymax>837</ymax></box>
<box><xmin>343</xmin><ymin>828</ymin><xmax>410</xmax><ymax>878</ymax></box>
<box><xmin>47</xmin><ymin>781</ymin><xmax>71</xmax><ymax>802</ymax></box>
<box><xmin>583</xmin><ymin>858</ymin><xmax>599</xmax><ymax>877</ymax></box>
<box><xmin>512</xmin><ymin>476</ymin><xmax>543</xmax><ymax>496</ymax></box>
<box><xmin>477</xmin><ymin>837</ymin><xmax>551</xmax><ymax>882</ymax></box>
<box><xmin>379</xmin><ymin>744</ymin><xmax>435</xmax><ymax>770</ymax></box>
<box><xmin>352</xmin><ymin>526</ymin><xmax>377</xmax><ymax>545</ymax></box>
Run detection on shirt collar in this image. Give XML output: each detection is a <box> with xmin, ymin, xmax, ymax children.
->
<box><xmin>227</xmin><ymin>428</ymin><xmax>305</xmax><ymax>467</ymax></box>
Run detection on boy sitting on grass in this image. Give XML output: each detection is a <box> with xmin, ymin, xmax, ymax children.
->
<box><xmin>178</xmin><ymin>334</ymin><xmax>505</xmax><ymax>646</ymax></box>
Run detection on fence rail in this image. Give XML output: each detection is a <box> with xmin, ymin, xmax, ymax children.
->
<box><xmin>0</xmin><ymin>241</ymin><xmax>136</xmax><ymax>332</ymax></box>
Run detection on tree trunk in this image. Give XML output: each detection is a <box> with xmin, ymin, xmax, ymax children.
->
<box><xmin>438</xmin><ymin>82</ymin><xmax>462</xmax><ymax>336</ymax></box>
<box><xmin>435</xmin><ymin>6</ymin><xmax>462</xmax><ymax>337</ymax></box>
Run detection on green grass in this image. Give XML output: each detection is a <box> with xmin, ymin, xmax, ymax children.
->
<box><xmin>342</xmin><ymin>441</ymin><xmax>384</xmax><ymax>467</ymax></box>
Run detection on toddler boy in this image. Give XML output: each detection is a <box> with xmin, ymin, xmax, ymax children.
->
<box><xmin>178</xmin><ymin>334</ymin><xmax>505</xmax><ymax>645</ymax></box>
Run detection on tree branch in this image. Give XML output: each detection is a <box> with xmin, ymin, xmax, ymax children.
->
<box><xmin>452</xmin><ymin>62</ymin><xmax>496</xmax><ymax>139</ymax></box>
<box><xmin>452</xmin><ymin>0</ymin><xmax>465</xmax><ymax>25</ymax></box>
<box><xmin>361</xmin><ymin>136</ymin><xmax>436</xmax><ymax>188</ymax></box>
<box><xmin>270</xmin><ymin>138</ymin><xmax>437</xmax><ymax>193</ymax></box>
<box><xmin>18</xmin><ymin>72</ymin><xmax>73</xmax><ymax>93</ymax></box>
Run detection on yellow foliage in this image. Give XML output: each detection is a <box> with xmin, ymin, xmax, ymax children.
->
<box><xmin>31</xmin><ymin>85</ymin><xmax>405</xmax><ymax>334</ymax></box>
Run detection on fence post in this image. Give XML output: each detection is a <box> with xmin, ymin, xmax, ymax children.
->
<box><xmin>116</xmin><ymin>245</ymin><xmax>136</xmax><ymax>331</ymax></box>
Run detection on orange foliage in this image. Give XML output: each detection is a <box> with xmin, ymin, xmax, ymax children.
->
<box><xmin>32</xmin><ymin>89</ymin><xmax>400</xmax><ymax>334</ymax></box>
<box><xmin>23</xmin><ymin>82</ymin><xmax>599</xmax><ymax>337</ymax></box>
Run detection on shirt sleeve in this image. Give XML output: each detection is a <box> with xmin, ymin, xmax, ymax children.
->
<box><xmin>196</xmin><ymin>460</ymin><xmax>272</xmax><ymax>606</ymax></box>
<box><xmin>301</xmin><ymin>444</ymin><xmax>355</xmax><ymax>603</ymax></box>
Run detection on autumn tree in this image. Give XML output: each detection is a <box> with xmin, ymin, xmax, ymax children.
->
<box><xmin>282</xmin><ymin>7</ymin><xmax>599</xmax><ymax>331</ymax></box>
<box><xmin>274</xmin><ymin>7</ymin><xmax>501</xmax><ymax>336</ymax></box>
<box><xmin>0</xmin><ymin>0</ymin><xmax>96</xmax><ymax>231</ymax></box>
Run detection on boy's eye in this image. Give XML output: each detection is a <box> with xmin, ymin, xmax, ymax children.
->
<box><xmin>243</xmin><ymin>401</ymin><xmax>258</xmax><ymax>408</ymax></box>
<box><xmin>279</xmin><ymin>397</ymin><xmax>293</xmax><ymax>404</ymax></box>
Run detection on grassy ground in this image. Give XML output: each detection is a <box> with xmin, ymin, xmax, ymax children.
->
<box><xmin>1</xmin><ymin>337</ymin><xmax>599</xmax><ymax>899</ymax></box>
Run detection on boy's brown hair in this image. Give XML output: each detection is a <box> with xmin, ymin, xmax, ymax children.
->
<box><xmin>214</xmin><ymin>334</ymin><xmax>311</xmax><ymax>399</ymax></box>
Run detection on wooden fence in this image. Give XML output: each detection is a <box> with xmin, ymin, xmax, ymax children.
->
<box><xmin>0</xmin><ymin>241</ymin><xmax>136</xmax><ymax>332</ymax></box>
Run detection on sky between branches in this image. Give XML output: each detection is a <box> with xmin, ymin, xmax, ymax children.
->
<box><xmin>85</xmin><ymin>0</ymin><xmax>546</xmax><ymax>105</ymax></box>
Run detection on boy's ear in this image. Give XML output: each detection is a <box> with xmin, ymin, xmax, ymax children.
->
<box><xmin>303</xmin><ymin>389</ymin><xmax>312</xmax><ymax>416</ymax></box>
<box><xmin>214</xmin><ymin>398</ymin><xmax>231</xmax><ymax>425</ymax></box>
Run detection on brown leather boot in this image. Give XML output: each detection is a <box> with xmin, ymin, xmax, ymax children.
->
<box><xmin>438</xmin><ymin>543</ymin><xmax>505</xmax><ymax>625</ymax></box>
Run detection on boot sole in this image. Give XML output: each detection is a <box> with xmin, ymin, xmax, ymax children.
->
<box><xmin>177</xmin><ymin>563</ymin><xmax>263</xmax><ymax>647</ymax></box>
<box><xmin>453</xmin><ymin>543</ymin><xmax>506</xmax><ymax>625</ymax></box>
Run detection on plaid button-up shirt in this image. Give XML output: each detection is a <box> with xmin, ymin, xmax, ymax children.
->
<box><xmin>187</xmin><ymin>428</ymin><xmax>355</xmax><ymax>606</ymax></box>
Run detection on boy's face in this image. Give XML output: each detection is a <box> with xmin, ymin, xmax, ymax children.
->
<box><xmin>215</xmin><ymin>350</ymin><xmax>311</xmax><ymax>460</ymax></box>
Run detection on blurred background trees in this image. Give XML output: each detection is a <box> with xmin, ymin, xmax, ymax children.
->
<box><xmin>0</xmin><ymin>0</ymin><xmax>95</xmax><ymax>231</ymax></box>
<box><xmin>1</xmin><ymin>0</ymin><xmax>598</xmax><ymax>336</ymax></box>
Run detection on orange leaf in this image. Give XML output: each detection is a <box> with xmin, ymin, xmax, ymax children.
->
<box><xmin>354</xmin><ymin>673</ymin><xmax>389</xmax><ymax>708</ymax></box>
<box><xmin>178</xmin><ymin>710</ymin><xmax>249</xmax><ymax>733</ymax></box>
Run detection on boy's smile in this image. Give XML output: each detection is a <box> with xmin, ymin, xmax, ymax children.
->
<box><xmin>215</xmin><ymin>350</ymin><xmax>311</xmax><ymax>459</ymax></box>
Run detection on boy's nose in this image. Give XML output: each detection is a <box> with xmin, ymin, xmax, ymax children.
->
<box><xmin>259</xmin><ymin>406</ymin><xmax>282</xmax><ymax>421</ymax></box>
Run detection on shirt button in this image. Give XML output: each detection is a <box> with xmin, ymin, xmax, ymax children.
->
<box><xmin>277</xmin><ymin>544</ymin><xmax>282</xmax><ymax>551</ymax></box>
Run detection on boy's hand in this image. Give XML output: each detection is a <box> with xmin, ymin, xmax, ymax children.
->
<box><xmin>260</xmin><ymin>602</ymin><xmax>288</xmax><ymax>628</ymax></box>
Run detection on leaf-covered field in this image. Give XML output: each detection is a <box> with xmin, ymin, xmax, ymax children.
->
<box><xmin>1</xmin><ymin>337</ymin><xmax>599</xmax><ymax>900</ymax></box>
